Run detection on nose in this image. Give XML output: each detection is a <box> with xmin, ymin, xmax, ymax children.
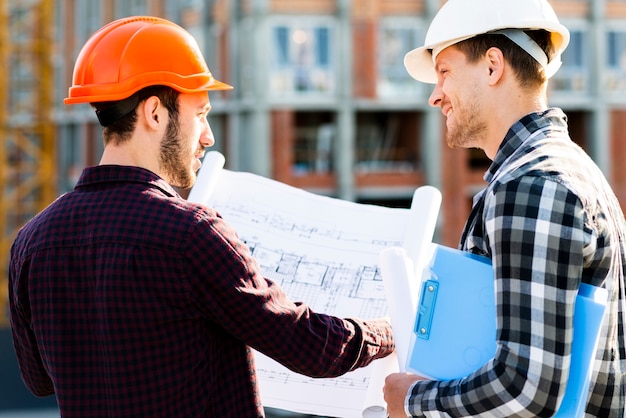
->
<box><xmin>200</xmin><ymin>118</ymin><xmax>215</xmax><ymax>147</ymax></box>
<box><xmin>428</xmin><ymin>83</ymin><xmax>443</xmax><ymax>108</ymax></box>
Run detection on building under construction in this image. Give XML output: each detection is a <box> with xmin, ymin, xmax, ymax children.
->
<box><xmin>2</xmin><ymin>0</ymin><xmax>626</xmax><ymax>410</ymax></box>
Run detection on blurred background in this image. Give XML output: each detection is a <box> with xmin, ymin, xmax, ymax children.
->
<box><xmin>2</xmin><ymin>0</ymin><xmax>626</xmax><ymax>415</ymax></box>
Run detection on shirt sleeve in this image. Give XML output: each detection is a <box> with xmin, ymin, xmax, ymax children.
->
<box><xmin>406</xmin><ymin>176</ymin><xmax>588</xmax><ymax>417</ymax></box>
<box><xmin>185</xmin><ymin>210</ymin><xmax>395</xmax><ymax>377</ymax></box>
<box><xmin>8</xmin><ymin>246</ymin><xmax>55</xmax><ymax>397</ymax></box>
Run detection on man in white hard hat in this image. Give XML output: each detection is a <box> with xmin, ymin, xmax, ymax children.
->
<box><xmin>384</xmin><ymin>0</ymin><xmax>626</xmax><ymax>417</ymax></box>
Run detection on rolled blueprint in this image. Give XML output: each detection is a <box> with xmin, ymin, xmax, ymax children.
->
<box><xmin>379</xmin><ymin>185</ymin><xmax>441</xmax><ymax>373</ymax></box>
<box><xmin>379</xmin><ymin>246</ymin><xmax>420</xmax><ymax>372</ymax></box>
<box><xmin>188</xmin><ymin>150</ymin><xmax>226</xmax><ymax>204</ymax></box>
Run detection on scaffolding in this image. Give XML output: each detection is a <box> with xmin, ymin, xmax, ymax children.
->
<box><xmin>0</xmin><ymin>0</ymin><xmax>55</xmax><ymax>326</ymax></box>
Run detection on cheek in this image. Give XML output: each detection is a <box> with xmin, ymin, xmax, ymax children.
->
<box><xmin>191</xmin><ymin>120</ymin><xmax>205</xmax><ymax>141</ymax></box>
<box><xmin>178</xmin><ymin>119</ymin><xmax>199</xmax><ymax>148</ymax></box>
<box><xmin>186</xmin><ymin>135</ymin><xmax>198</xmax><ymax>155</ymax></box>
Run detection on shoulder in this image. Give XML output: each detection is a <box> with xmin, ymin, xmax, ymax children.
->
<box><xmin>172</xmin><ymin>199</ymin><xmax>246</xmax><ymax>254</ymax></box>
<box><xmin>488</xmin><ymin>174</ymin><xmax>581</xmax><ymax>214</ymax></box>
<box><xmin>483</xmin><ymin>175</ymin><xmax>588</xmax><ymax>247</ymax></box>
<box><xmin>11</xmin><ymin>192</ymin><xmax>70</xmax><ymax>255</ymax></box>
<box><xmin>155</xmin><ymin>196</ymin><xmax>229</xmax><ymax>241</ymax></box>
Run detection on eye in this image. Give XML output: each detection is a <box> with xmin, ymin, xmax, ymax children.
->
<box><xmin>198</xmin><ymin>105</ymin><xmax>211</xmax><ymax>119</ymax></box>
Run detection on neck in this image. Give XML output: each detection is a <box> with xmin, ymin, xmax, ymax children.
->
<box><xmin>482</xmin><ymin>84</ymin><xmax>548</xmax><ymax>159</ymax></box>
<box><xmin>99</xmin><ymin>137</ymin><xmax>160</xmax><ymax>176</ymax></box>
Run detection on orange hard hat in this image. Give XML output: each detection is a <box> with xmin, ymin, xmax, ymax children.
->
<box><xmin>64</xmin><ymin>16</ymin><xmax>232</xmax><ymax>105</ymax></box>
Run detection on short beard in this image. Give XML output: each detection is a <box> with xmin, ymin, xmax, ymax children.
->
<box><xmin>158</xmin><ymin>116</ymin><xmax>195</xmax><ymax>189</ymax></box>
<box><xmin>446</xmin><ymin>117</ymin><xmax>487</xmax><ymax>149</ymax></box>
<box><xmin>445</xmin><ymin>88</ymin><xmax>486</xmax><ymax>150</ymax></box>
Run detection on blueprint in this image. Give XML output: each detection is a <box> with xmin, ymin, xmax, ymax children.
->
<box><xmin>188</xmin><ymin>151</ymin><xmax>441</xmax><ymax>417</ymax></box>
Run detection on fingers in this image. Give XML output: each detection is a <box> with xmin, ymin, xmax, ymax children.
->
<box><xmin>383</xmin><ymin>374</ymin><xmax>403</xmax><ymax>416</ymax></box>
<box><xmin>383</xmin><ymin>373</ymin><xmax>423</xmax><ymax>417</ymax></box>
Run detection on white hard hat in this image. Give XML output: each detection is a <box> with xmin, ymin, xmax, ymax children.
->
<box><xmin>404</xmin><ymin>0</ymin><xmax>570</xmax><ymax>84</ymax></box>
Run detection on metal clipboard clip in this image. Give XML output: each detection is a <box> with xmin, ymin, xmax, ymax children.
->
<box><xmin>415</xmin><ymin>276</ymin><xmax>439</xmax><ymax>340</ymax></box>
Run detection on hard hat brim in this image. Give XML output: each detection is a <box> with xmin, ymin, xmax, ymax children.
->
<box><xmin>404</xmin><ymin>35</ymin><xmax>476</xmax><ymax>84</ymax></box>
<box><xmin>404</xmin><ymin>46</ymin><xmax>437</xmax><ymax>85</ymax></box>
<box><xmin>64</xmin><ymin>74</ymin><xmax>233</xmax><ymax>105</ymax></box>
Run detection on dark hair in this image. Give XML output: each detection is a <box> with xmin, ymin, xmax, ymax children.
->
<box><xmin>92</xmin><ymin>85</ymin><xmax>180</xmax><ymax>146</ymax></box>
<box><xmin>454</xmin><ymin>29</ymin><xmax>554</xmax><ymax>88</ymax></box>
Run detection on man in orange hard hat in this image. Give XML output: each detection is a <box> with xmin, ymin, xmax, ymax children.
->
<box><xmin>384</xmin><ymin>0</ymin><xmax>625</xmax><ymax>417</ymax></box>
<box><xmin>8</xmin><ymin>16</ymin><xmax>395</xmax><ymax>417</ymax></box>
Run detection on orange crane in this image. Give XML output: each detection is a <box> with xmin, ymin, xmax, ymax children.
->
<box><xmin>0</xmin><ymin>0</ymin><xmax>55</xmax><ymax>326</ymax></box>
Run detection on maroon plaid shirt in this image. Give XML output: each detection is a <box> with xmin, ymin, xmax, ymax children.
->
<box><xmin>9</xmin><ymin>165</ymin><xmax>395</xmax><ymax>417</ymax></box>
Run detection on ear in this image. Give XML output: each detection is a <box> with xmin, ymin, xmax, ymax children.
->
<box><xmin>485</xmin><ymin>47</ymin><xmax>505</xmax><ymax>85</ymax></box>
<box><xmin>140</xmin><ymin>95</ymin><xmax>164</xmax><ymax>131</ymax></box>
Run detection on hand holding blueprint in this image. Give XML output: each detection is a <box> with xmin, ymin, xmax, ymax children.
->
<box><xmin>188</xmin><ymin>151</ymin><xmax>441</xmax><ymax>417</ymax></box>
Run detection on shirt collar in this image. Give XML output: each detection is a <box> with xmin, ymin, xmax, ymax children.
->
<box><xmin>75</xmin><ymin>165</ymin><xmax>181</xmax><ymax>198</ymax></box>
<box><xmin>485</xmin><ymin>108</ymin><xmax>568</xmax><ymax>183</ymax></box>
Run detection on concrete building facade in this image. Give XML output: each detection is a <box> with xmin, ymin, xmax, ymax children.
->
<box><xmin>4</xmin><ymin>0</ymin><xmax>626</xmax><ymax>319</ymax></box>
<box><xmin>49</xmin><ymin>0</ymin><xmax>626</xmax><ymax>248</ymax></box>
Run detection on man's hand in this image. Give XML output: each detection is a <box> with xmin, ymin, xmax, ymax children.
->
<box><xmin>383</xmin><ymin>372</ymin><xmax>427</xmax><ymax>417</ymax></box>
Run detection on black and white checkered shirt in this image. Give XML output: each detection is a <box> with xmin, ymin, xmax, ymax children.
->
<box><xmin>407</xmin><ymin>109</ymin><xmax>626</xmax><ymax>417</ymax></box>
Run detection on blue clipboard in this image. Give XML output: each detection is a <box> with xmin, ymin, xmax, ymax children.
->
<box><xmin>406</xmin><ymin>244</ymin><xmax>607</xmax><ymax>416</ymax></box>
<box><xmin>406</xmin><ymin>245</ymin><xmax>495</xmax><ymax>380</ymax></box>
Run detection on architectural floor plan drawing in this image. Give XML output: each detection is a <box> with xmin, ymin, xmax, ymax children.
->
<box><xmin>188</xmin><ymin>152</ymin><xmax>441</xmax><ymax>417</ymax></box>
<box><xmin>221</xmin><ymin>204</ymin><xmax>399</xmax><ymax>321</ymax></box>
